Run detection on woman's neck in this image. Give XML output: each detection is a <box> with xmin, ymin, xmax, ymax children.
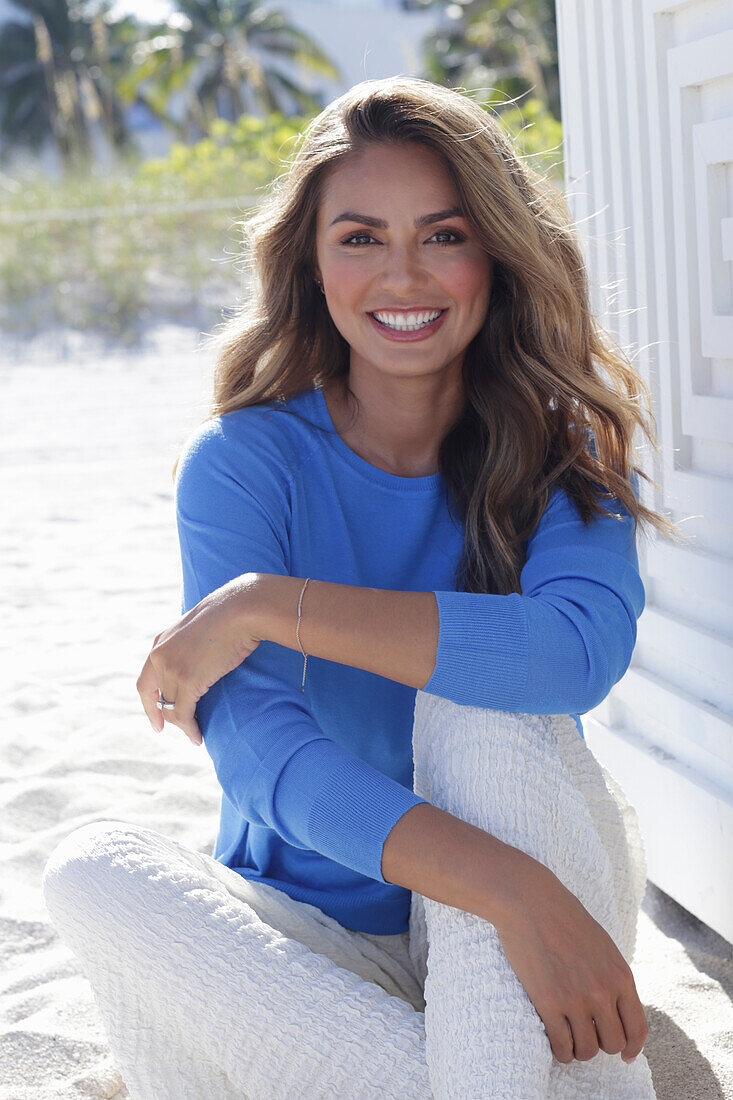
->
<box><xmin>321</xmin><ymin>372</ymin><xmax>464</xmax><ymax>479</ymax></box>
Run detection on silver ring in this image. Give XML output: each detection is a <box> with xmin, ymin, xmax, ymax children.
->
<box><xmin>157</xmin><ymin>691</ymin><xmax>176</xmax><ymax>711</ymax></box>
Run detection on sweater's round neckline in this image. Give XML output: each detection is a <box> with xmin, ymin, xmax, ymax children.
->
<box><xmin>312</xmin><ymin>385</ymin><xmax>444</xmax><ymax>493</ymax></box>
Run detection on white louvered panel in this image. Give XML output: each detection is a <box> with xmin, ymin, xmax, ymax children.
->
<box><xmin>649</xmin><ymin>540</ymin><xmax>733</xmax><ymax>636</ymax></box>
<box><xmin>666</xmin><ymin>32</ymin><xmax>733</xmax><ymax>443</ymax></box>
<box><xmin>665</xmin><ymin>467</ymin><xmax>733</xmax><ymax>526</ymax></box>
<box><xmin>596</xmin><ymin>668</ymin><xmax>733</xmax><ymax>790</ymax></box>
<box><xmin>650</xmin><ymin>540</ymin><xmax>733</xmax><ymax>608</ymax></box>
<box><xmin>634</xmin><ymin>607</ymin><xmax>732</xmax><ymax>713</ymax></box>
<box><xmin>556</xmin><ymin>0</ymin><xmax>733</xmax><ymax>940</ymax></box>
<box><xmin>582</xmin><ymin>711</ymin><xmax>733</xmax><ymax>942</ymax></box>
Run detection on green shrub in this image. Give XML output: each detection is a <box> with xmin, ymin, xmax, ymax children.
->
<box><xmin>0</xmin><ymin>111</ymin><xmax>314</xmax><ymax>340</ymax></box>
<box><xmin>137</xmin><ymin>112</ymin><xmax>310</xmax><ymax>194</ymax></box>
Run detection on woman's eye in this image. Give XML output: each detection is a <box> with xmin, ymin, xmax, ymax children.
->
<box><xmin>340</xmin><ymin>229</ymin><xmax>465</xmax><ymax>247</ymax></box>
<box><xmin>430</xmin><ymin>230</ymin><xmax>465</xmax><ymax>245</ymax></box>
<box><xmin>341</xmin><ymin>233</ymin><xmax>375</xmax><ymax>246</ymax></box>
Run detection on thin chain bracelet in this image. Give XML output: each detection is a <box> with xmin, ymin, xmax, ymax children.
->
<box><xmin>296</xmin><ymin>577</ymin><xmax>311</xmax><ymax>691</ymax></box>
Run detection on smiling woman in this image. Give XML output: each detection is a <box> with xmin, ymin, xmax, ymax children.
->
<box><xmin>41</xmin><ymin>76</ymin><xmax>682</xmax><ymax>1099</ymax></box>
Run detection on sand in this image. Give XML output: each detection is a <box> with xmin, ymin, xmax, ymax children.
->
<box><xmin>1</xmin><ymin>323</ymin><xmax>731</xmax><ymax>1099</ymax></box>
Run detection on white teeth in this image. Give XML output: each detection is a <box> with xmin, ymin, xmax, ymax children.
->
<box><xmin>373</xmin><ymin>309</ymin><xmax>442</xmax><ymax>331</ymax></box>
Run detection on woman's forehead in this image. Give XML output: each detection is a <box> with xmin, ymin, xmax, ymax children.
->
<box><xmin>317</xmin><ymin>146</ymin><xmax>459</xmax><ymax>221</ymax></box>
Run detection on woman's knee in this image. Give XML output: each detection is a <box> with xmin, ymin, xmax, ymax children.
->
<box><xmin>42</xmin><ymin>819</ymin><xmax>150</xmax><ymax>928</ymax></box>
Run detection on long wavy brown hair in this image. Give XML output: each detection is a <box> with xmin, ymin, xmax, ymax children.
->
<box><xmin>175</xmin><ymin>76</ymin><xmax>684</xmax><ymax>597</ymax></box>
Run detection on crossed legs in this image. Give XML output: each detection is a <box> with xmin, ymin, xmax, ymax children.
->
<box><xmin>41</xmin><ymin>693</ymin><xmax>656</xmax><ymax>1099</ymax></box>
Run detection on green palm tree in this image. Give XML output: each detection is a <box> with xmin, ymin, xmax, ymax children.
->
<box><xmin>0</xmin><ymin>0</ymin><xmax>139</xmax><ymax>166</ymax></box>
<box><xmin>424</xmin><ymin>0</ymin><xmax>560</xmax><ymax>120</ymax></box>
<box><xmin>117</xmin><ymin>1</ymin><xmax>343</xmax><ymax>143</ymax></box>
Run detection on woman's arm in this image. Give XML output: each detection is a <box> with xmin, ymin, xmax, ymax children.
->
<box><xmin>169</xmin><ymin>414</ymin><xmax>430</xmax><ymax>884</ymax></box>
<box><xmin>248</xmin><ymin>479</ymin><xmax>645</xmax><ymax>715</ymax></box>
<box><xmin>380</xmin><ymin>801</ymin><xmax>649</xmax><ymax>1067</ymax></box>
<box><xmin>248</xmin><ymin>575</ymin><xmax>439</xmax><ymax>689</ymax></box>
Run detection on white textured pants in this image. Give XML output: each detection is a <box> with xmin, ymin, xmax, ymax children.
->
<box><xmin>42</xmin><ymin>691</ymin><xmax>657</xmax><ymax>1099</ymax></box>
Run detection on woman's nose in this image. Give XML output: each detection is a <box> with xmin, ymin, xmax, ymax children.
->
<box><xmin>378</xmin><ymin>245</ymin><xmax>428</xmax><ymax>292</ymax></box>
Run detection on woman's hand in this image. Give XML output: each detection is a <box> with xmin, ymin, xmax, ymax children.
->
<box><xmin>137</xmin><ymin>575</ymin><xmax>263</xmax><ymax>745</ymax></box>
<box><xmin>493</xmin><ymin>848</ymin><xmax>649</xmax><ymax>1066</ymax></box>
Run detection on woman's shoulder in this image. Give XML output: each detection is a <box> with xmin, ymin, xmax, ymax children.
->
<box><xmin>178</xmin><ymin>390</ymin><xmax>318</xmax><ymax>486</ymax></box>
<box><xmin>527</xmin><ymin>477</ymin><xmax>640</xmax><ymax>565</ymax></box>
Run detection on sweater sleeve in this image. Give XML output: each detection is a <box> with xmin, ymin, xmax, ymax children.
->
<box><xmin>174</xmin><ymin>413</ymin><xmax>427</xmax><ymax>885</ymax></box>
<box><xmin>423</xmin><ymin>477</ymin><xmax>646</xmax><ymax>713</ymax></box>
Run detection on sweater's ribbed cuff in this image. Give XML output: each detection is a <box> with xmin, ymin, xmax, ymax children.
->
<box><xmin>422</xmin><ymin>590</ymin><xmax>529</xmax><ymax>709</ymax></box>
<box><xmin>272</xmin><ymin>738</ymin><xmax>428</xmax><ymax>884</ymax></box>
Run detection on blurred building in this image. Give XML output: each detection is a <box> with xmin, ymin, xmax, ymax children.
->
<box><xmin>258</xmin><ymin>0</ymin><xmax>441</xmax><ymax>111</ymax></box>
<box><xmin>0</xmin><ymin>0</ymin><xmax>22</xmax><ymax>18</ymax></box>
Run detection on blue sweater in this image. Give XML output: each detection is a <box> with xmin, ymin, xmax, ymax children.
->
<box><xmin>174</xmin><ymin>384</ymin><xmax>645</xmax><ymax>934</ymax></box>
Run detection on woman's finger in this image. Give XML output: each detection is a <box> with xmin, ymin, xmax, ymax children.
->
<box><xmin>136</xmin><ymin>655</ymin><xmax>164</xmax><ymax>732</ymax></box>
<box><xmin>617</xmin><ymin>986</ymin><xmax>649</xmax><ymax>1063</ymax></box>
<box><xmin>592</xmin><ymin>1002</ymin><xmax>628</xmax><ymax>1057</ymax></box>
<box><xmin>160</xmin><ymin>686</ymin><xmax>202</xmax><ymax>746</ymax></box>
<box><xmin>542</xmin><ymin>1014</ymin><xmax>574</xmax><ymax>1064</ymax></box>
<box><xmin>565</xmin><ymin>1012</ymin><xmax>600</xmax><ymax>1062</ymax></box>
<box><xmin>138</xmin><ymin>644</ymin><xmax>203</xmax><ymax>745</ymax></box>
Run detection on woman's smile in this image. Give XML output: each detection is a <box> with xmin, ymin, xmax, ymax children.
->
<box><xmin>366</xmin><ymin>307</ymin><xmax>448</xmax><ymax>341</ymax></box>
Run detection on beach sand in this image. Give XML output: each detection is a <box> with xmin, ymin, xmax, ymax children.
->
<box><xmin>1</xmin><ymin>324</ymin><xmax>731</xmax><ymax>1099</ymax></box>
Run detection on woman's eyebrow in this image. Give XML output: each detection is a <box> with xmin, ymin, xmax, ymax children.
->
<box><xmin>329</xmin><ymin>206</ymin><xmax>465</xmax><ymax>228</ymax></box>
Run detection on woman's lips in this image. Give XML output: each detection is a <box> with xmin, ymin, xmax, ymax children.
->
<box><xmin>367</xmin><ymin>309</ymin><xmax>448</xmax><ymax>342</ymax></box>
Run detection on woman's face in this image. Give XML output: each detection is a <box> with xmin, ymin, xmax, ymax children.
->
<box><xmin>314</xmin><ymin>142</ymin><xmax>492</xmax><ymax>381</ymax></box>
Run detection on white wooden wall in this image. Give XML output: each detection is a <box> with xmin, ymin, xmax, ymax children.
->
<box><xmin>556</xmin><ymin>0</ymin><xmax>733</xmax><ymax>942</ymax></box>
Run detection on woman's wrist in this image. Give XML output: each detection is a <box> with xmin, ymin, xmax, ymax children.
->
<box><xmin>239</xmin><ymin>573</ymin><xmax>303</xmax><ymax>649</ymax></box>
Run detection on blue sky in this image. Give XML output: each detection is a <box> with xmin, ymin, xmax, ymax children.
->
<box><xmin>108</xmin><ymin>0</ymin><xmax>176</xmax><ymax>21</ymax></box>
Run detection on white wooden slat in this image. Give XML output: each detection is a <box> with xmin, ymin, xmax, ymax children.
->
<box><xmin>722</xmin><ymin>217</ymin><xmax>733</xmax><ymax>262</ymax></box>
<box><xmin>666</xmin><ymin>47</ymin><xmax>703</xmax><ymax>461</ymax></box>
<box><xmin>640</xmin><ymin>3</ymin><xmax>690</xmax><ymax>474</ymax></box>
<box><xmin>620</xmin><ymin>0</ymin><xmax>655</xmax><ymax>390</ymax></box>
<box><xmin>579</xmin><ymin>2</ymin><xmax>611</xmax><ymax>319</ymax></box>
<box><xmin>555</xmin><ymin>0</ymin><xmax>586</xmax><ymax>182</ymax></box>
<box><xmin>666</xmin><ymin>466</ymin><xmax>733</xmax><ymax>519</ymax></box>
<box><xmin>666</xmin><ymin>27</ymin><xmax>733</xmax><ymax>82</ymax></box>
<box><xmin>635</xmin><ymin>607</ymin><xmax>733</xmax><ymax>713</ymax></box>
<box><xmin>598</xmin><ymin>2</ymin><xmax>632</xmax><ymax>355</ymax></box>
<box><xmin>583</xmin><ymin>713</ymin><xmax>733</xmax><ymax>943</ymax></box>
<box><xmin>693</xmin><ymin>117</ymin><xmax>733</xmax><ymax>364</ymax></box>
<box><xmin>594</xmin><ymin>666</ymin><xmax>733</xmax><ymax>785</ymax></box>
<box><xmin>647</xmin><ymin>0</ymin><xmax>700</xmax><ymax>14</ymax></box>
<box><xmin>645</xmin><ymin>538</ymin><xmax>733</xmax><ymax>610</ymax></box>
<box><xmin>684</xmin><ymin>394</ymin><xmax>733</xmax><ymax>443</ymax></box>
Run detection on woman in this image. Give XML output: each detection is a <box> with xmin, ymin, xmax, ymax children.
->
<box><xmin>42</xmin><ymin>77</ymin><xmax>680</xmax><ymax>1098</ymax></box>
